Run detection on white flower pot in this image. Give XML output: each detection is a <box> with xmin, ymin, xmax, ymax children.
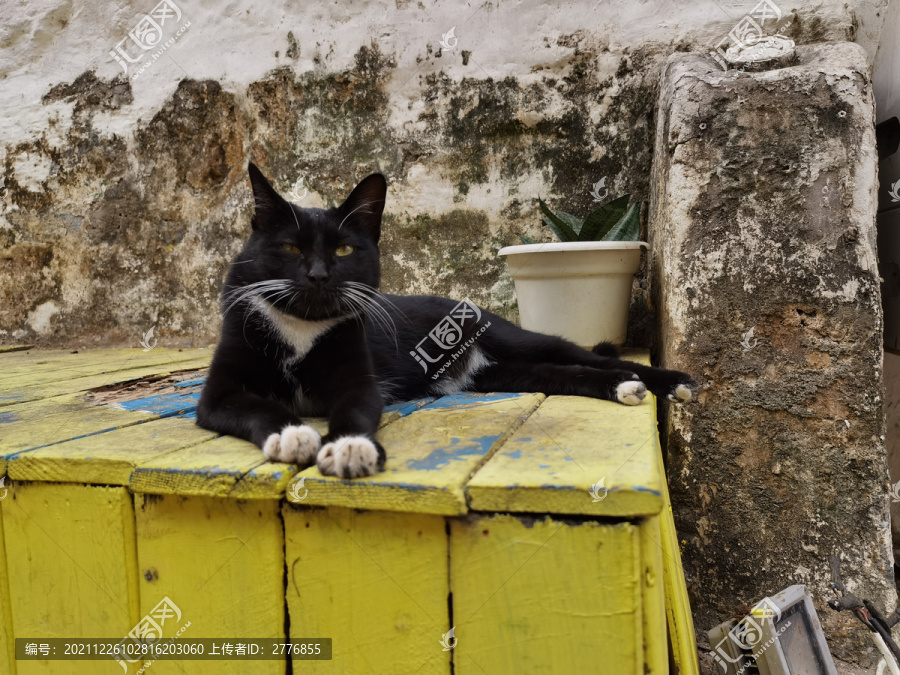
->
<box><xmin>498</xmin><ymin>241</ymin><xmax>649</xmax><ymax>347</ymax></box>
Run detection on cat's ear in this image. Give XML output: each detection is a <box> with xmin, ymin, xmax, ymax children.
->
<box><xmin>338</xmin><ymin>174</ymin><xmax>387</xmax><ymax>242</ymax></box>
<box><xmin>248</xmin><ymin>162</ymin><xmax>288</xmax><ymax>231</ymax></box>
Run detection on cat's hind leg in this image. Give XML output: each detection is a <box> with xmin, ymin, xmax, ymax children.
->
<box><xmin>470</xmin><ymin>362</ymin><xmax>648</xmax><ymax>406</ymax></box>
<box><xmin>478</xmin><ymin>326</ymin><xmax>697</xmax><ymax>402</ymax></box>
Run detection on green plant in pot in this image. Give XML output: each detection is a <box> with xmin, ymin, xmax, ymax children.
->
<box><xmin>518</xmin><ymin>195</ymin><xmax>642</xmax><ymax>245</ymax></box>
<box><xmin>498</xmin><ymin>194</ymin><xmax>648</xmax><ymax>347</ymax></box>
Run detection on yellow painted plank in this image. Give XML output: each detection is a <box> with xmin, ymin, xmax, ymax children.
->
<box><xmin>131</xmin><ymin>394</ymin><xmax>530</xmax><ymax>504</ymax></box>
<box><xmin>0</xmin><ymin>344</ymin><xmax>32</xmax><ymax>353</ymax></box>
<box><xmin>221</xmin><ymin>408</ymin><xmax>423</xmax><ymax>499</ymax></box>
<box><xmin>228</xmin><ymin>458</ymin><xmax>301</xmax><ymax>499</ymax></box>
<box><xmin>2</xmin><ymin>482</ymin><xmax>141</xmax><ymax>675</ymax></box>
<box><xmin>297</xmin><ymin>393</ymin><xmax>545</xmax><ymax>516</ymax></box>
<box><xmin>8</xmin><ymin>416</ymin><xmax>218</xmax><ymax>485</ymax></box>
<box><xmin>0</xmin><ymin>392</ymin><xmax>158</xmax><ymax>459</ymax></box>
<box><xmin>284</xmin><ymin>505</ymin><xmax>450</xmax><ymax>674</ymax></box>
<box><xmin>131</xmin><ymin>435</ymin><xmax>294</xmax><ymax>498</ymax></box>
<box><xmin>0</xmin><ymin>358</ymin><xmax>209</xmax><ymax>407</ymax></box>
<box><xmin>134</xmin><ymin>494</ymin><xmax>285</xmax><ymax>675</ymax></box>
<box><xmin>0</xmin><ymin>486</ymin><xmax>16</xmax><ymax>675</ymax></box>
<box><xmin>450</xmin><ymin>514</ymin><xmax>643</xmax><ymax>675</ymax></box>
<box><xmin>657</xmin><ymin>446</ymin><xmax>700</xmax><ymax>674</ymax></box>
<box><xmin>465</xmin><ymin>394</ymin><xmax>663</xmax><ymax>517</ymax></box>
<box><xmin>640</xmin><ymin>515</ymin><xmax>668</xmax><ymax>675</ymax></box>
<box><xmin>0</xmin><ymin>346</ymin><xmax>208</xmax><ymax>375</ymax></box>
<box><xmin>130</xmin><ymin>409</ymin><xmax>392</xmax><ymax>499</ymax></box>
<box><xmin>0</xmin><ymin>347</ymin><xmax>211</xmax><ymax>388</ymax></box>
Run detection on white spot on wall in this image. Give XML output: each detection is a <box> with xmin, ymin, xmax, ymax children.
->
<box><xmin>26</xmin><ymin>300</ymin><xmax>60</xmax><ymax>334</ymax></box>
<box><xmin>12</xmin><ymin>151</ymin><xmax>53</xmax><ymax>192</ymax></box>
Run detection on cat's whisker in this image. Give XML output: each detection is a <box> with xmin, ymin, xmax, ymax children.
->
<box><xmin>223</xmin><ymin>280</ymin><xmax>292</xmax><ymax>317</ymax></box>
<box><xmin>343</xmin><ymin>281</ymin><xmax>411</xmax><ymax>325</ymax></box>
<box><xmin>342</xmin><ymin>292</ymin><xmax>398</xmax><ymax>349</ymax></box>
<box><xmin>337</xmin><ymin>200</ymin><xmax>376</xmax><ymax>230</ymax></box>
<box><xmin>340</xmin><ymin>290</ymin><xmax>379</xmax><ymax>331</ymax></box>
<box><xmin>284</xmin><ymin>202</ymin><xmax>302</xmax><ymax>231</ymax></box>
<box><xmin>222</xmin><ymin>282</ymin><xmax>286</xmax><ymax>312</ymax></box>
<box><xmin>342</xmin><ymin>287</ymin><xmax>399</xmax><ymax>348</ymax></box>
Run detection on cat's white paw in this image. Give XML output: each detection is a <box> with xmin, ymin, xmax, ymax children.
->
<box><xmin>668</xmin><ymin>383</ymin><xmax>697</xmax><ymax>403</ymax></box>
<box><xmin>616</xmin><ymin>377</ymin><xmax>647</xmax><ymax>406</ymax></box>
<box><xmin>317</xmin><ymin>435</ymin><xmax>382</xmax><ymax>479</ymax></box>
<box><xmin>263</xmin><ymin>424</ymin><xmax>321</xmax><ymax>464</ymax></box>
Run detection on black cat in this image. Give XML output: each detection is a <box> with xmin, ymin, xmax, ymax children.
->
<box><xmin>196</xmin><ymin>164</ymin><xmax>698</xmax><ymax>479</ymax></box>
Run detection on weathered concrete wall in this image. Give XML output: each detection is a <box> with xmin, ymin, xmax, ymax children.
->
<box><xmin>0</xmin><ymin>0</ymin><xmax>887</xmax><ymax>347</ymax></box>
<box><xmin>649</xmin><ymin>43</ymin><xmax>893</xmax><ymax>660</ymax></box>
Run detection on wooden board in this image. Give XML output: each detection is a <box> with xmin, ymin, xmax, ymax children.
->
<box><xmin>0</xmin><ymin>345</ymin><xmax>33</xmax><ymax>353</ymax></box>
<box><xmin>283</xmin><ymin>504</ymin><xmax>450</xmax><ymax>674</ymax></box>
<box><xmin>129</xmin><ymin>401</ymin><xmax>432</xmax><ymax>500</ymax></box>
<box><xmin>656</xmin><ymin>443</ymin><xmax>700</xmax><ymax>675</ymax></box>
<box><xmin>450</xmin><ymin>513</ymin><xmax>643</xmax><ymax>675</ymax></box>
<box><xmin>8</xmin><ymin>416</ymin><xmax>219</xmax><ymax>485</ymax></box>
<box><xmin>640</xmin><ymin>515</ymin><xmax>668</xmax><ymax>675</ymax></box>
<box><xmin>1</xmin><ymin>482</ymin><xmax>141</xmax><ymax>675</ymax></box>
<box><xmin>0</xmin><ymin>358</ymin><xmax>209</xmax><ymax>408</ymax></box>
<box><xmin>295</xmin><ymin>393</ymin><xmax>545</xmax><ymax>516</ymax></box>
<box><xmin>0</xmin><ymin>487</ymin><xmax>16</xmax><ymax>675</ymax></box>
<box><xmin>134</xmin><ymin>494</ymin><xmax>285</xmax><ymax>675</ymax></box>
<box><xmin>0</xmin><ymin>393</ymin><xmax>160</xmax><ymax>460</ymax></box>
<box><xmin>465</xmin><ymin>394</ymin><xmax>663</xmax><ymax>517</ymax></box>
<box><xmin>0</xmin><ymin>348</ymin><xmax>210</xmax><ymax>391</ymax></box>
<box><xmin>131</xmin><ymin>435</ymin><xmax>294</xmax><ymax>499</ymax></box>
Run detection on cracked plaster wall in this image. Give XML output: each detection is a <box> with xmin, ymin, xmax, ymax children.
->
<box><xmin>0</xmin><ymin>0</ymin><xmax>888</xmax><ymax>347</ymax></box>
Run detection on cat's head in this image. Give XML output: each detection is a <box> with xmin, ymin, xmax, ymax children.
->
<box><xmin>226</xmin><ymin>163</ymin><xmax>387</xmax><ymax>322</ymax></box>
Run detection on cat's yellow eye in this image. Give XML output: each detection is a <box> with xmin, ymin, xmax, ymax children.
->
<box><xmin>336</xmin><ymin>244</ymin><xmax>355</xmax><ymax>257</ymax></box>
<box><xmin>281</xmin><ymin>242</ymin><xmax>301</xmax><ymax>255</ymax></box>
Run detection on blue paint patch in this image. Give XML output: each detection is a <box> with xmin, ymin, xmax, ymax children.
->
<box><xmin>514</xmin><ymin>437</ymin><xmax>532</xmax><ymax>443</ymax></box>
<box><xmin>406</xmin><ymin>435</ymin><xmax>499</xmax><ymax>471</ymax></box>
<box><xmin>384</xmin><ymin>398</ymin><xmax>435</xmax><ymax>418</ymax></box>
<box><xmin>0</xmin><ymin>393</ymin><xmax>24</xmax><ymax>403</ymax></box>
<box><xmin>563</xmin><ymin>456</ymin><xmax>575</xmax><ymax>462</ymax></box>
<box><xmin>174</xmin><ymin>377</ymin><xmax>207</xmax><ymax>388</ymax></box>
<box><xmin>632</xmin><ymin>485</ymin><xmax>662</xmax><ymax>496</ymax></box>
<box><xmin>422</xmin><ymin>392</ymin><xmax>527</xmax><ymax>410</ymax></box>
<box><xmin>113</xmin><ymin>391</ymin><xmax>200</xmax><ymax>419</ymax></box>
<box><xmin>538</xmin><ymin>464</ymin><xmax>551</xmax><ymax>469</ymax></box>
<box><xmin>0</xmin><ymin>411</ymin><xmax>20</xmax><ymax>424</ymax></box>
<box><xmin>504</xmin><ymin>449</ymin><xmax>522</xmax><ymax>459</ymax></box>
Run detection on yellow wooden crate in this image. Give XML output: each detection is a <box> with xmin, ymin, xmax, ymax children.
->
<box><xmin>0</xmin><ymin>347</ymin><xmax>698</xmax><ymax>674</ymax></box>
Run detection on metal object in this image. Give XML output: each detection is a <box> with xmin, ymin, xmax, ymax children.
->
<box><xmin>708</xmin><ymin>584</ymin><xmax>837</xmax><ymax>675</ymax></box>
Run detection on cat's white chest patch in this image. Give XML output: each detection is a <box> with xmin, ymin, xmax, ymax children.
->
<box><xmin>256</xmin><ymin>299</ymin><xmax>339</xmax><ymax>364</ymax></box>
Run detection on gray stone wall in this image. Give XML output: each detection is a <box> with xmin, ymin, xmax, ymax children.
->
<box><xmin>649</xmin><ymin>43</ymin><xmax>894</xmax><ymax>660</ymax></box>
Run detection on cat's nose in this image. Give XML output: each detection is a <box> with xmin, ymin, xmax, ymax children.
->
<box><xmin>306</xmin><ymin>261</ymin><xmax>329</xmax><ymax>285</ymax></box>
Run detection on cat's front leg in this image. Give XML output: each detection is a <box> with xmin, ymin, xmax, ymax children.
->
<box><xmin>315</xmin><ymin>389</ymin><xmax>385</xmax><ymax>479</ymax></box>
<box><xmin>197</xmin><ymin>386</ymin><xmax>321</xmax><ymax>465</ymax></box>
<box><xmin>317</xmin><ymin>435</ymin><xmax>386</xmax><ymax>479</ymax></box>
<box><xmin>262</xmin><ymin>424</ymin><xmax>322</xmax><ymax>465</ymax></box>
